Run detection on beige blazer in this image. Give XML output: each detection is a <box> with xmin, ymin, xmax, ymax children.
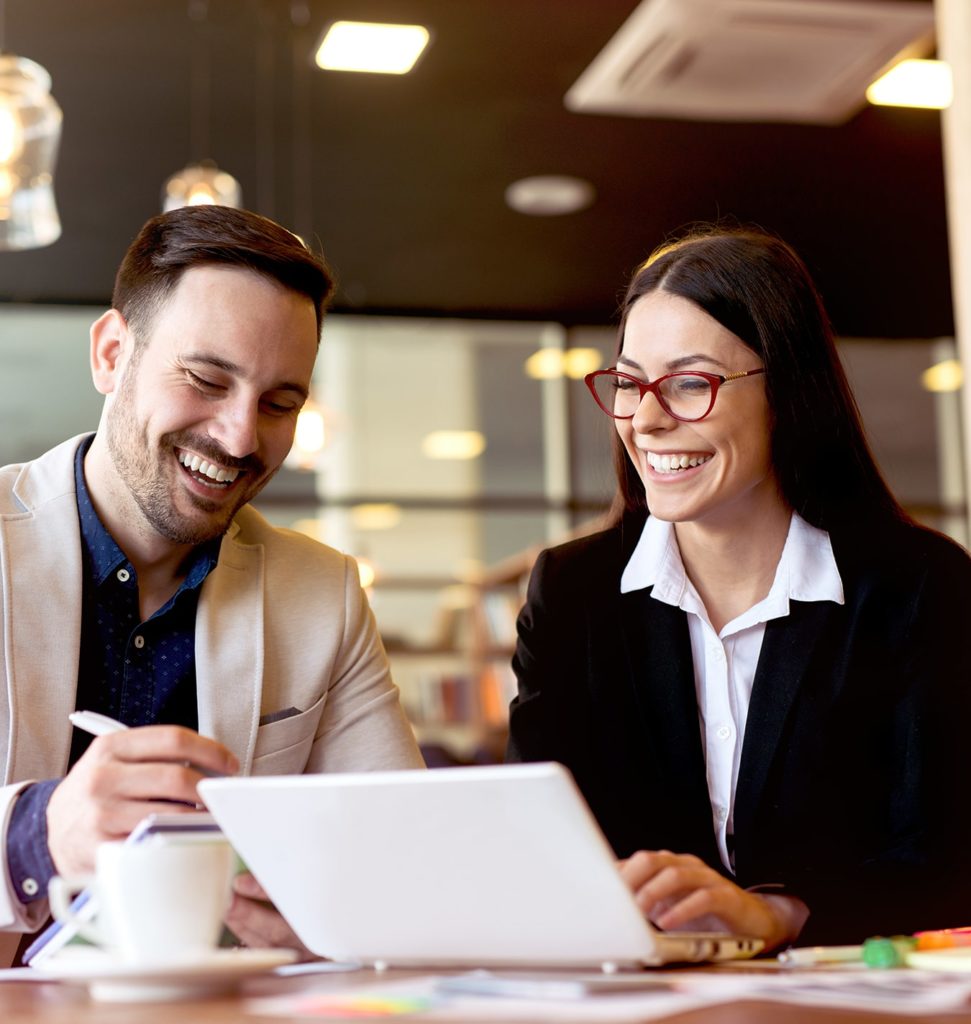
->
<box><xmin>0</xmin><ymin>435</ymin><xmax>423</xmax><ymax>963</ymax></box>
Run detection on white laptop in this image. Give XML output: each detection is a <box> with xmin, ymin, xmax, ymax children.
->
<box><xmin>198</xmin><ymin>762</ymin><xmax>762</xmax><ymax>969</ymax></box>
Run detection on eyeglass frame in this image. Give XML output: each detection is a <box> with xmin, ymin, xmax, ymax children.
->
<box><xmin>583</xmin><ymin>367</ymin><xmax>766</xmax><ymax>423</ymax></box>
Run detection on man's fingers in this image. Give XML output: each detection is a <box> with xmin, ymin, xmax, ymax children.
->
<box><xmin>92</xmin><ymin>725</ymin><xmax>239</xmax><ymax>776</ymax></box>
<box><xmin>71</xmin><ymin>758</ymin><xmax>206</xmax><ymax>807</ymax></box>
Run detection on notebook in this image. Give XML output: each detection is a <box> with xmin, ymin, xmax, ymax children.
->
<box><xmin>199</xmin><ymin>762</ymin><xmax>762</xmax><ymax>968</ymax></box>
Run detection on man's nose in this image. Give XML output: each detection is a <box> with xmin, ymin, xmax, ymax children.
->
<box><xmin>210</xmin><ymin>398</ymin><xmax>259</xmax><ymax>459</ymax></box>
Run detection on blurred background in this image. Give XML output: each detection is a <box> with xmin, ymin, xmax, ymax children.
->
<box><xmin>0</xmin><ymin>0</ymin><xmax>965</xmax><ymax>763</ymax></box>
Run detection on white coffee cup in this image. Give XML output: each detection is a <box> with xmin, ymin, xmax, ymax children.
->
<box><xmin>48</xmin><ymin>838</ymin><xmax>235</xmax><ymax>965</ymax></box>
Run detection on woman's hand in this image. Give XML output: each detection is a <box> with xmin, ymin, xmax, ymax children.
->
<box><xmin>618</xmin><ymin>850</ymin><xmax>807</xmax><ymax>952</ymax></box>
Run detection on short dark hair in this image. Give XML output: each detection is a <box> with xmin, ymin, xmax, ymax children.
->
<box><xmin>610</xmin><ymin>225</ymin><xmax>907</xmax><ymax>532</ymax></box>
<box><xmin>112</xmin><ymin>206</ymin><xmax>334</xmax><ymax>339</ymax></box>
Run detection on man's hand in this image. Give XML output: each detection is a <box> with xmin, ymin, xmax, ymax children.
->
<box><xmin>619</xmin><ymin>850</ymin><xmax>808</xmax><ymax>952</ymax></box>
<box><xmin>46</xmin><ymin>725</ymin><xmax>239</xmax><ymax>876</ymax></box>
<box><xmin>225</xmin><ymin>873</ymin><xmax>314</xmax><ymax>959</ymax></box>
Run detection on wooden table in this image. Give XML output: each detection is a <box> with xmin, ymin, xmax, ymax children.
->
<box><xmin>2</xmin><ymin>965</ymin><xmax>970</xmax><ymax>1024</ymax></box>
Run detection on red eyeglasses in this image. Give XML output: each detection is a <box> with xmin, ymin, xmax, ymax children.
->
<box><xmin>584</xmin><ymin>368</ymin><xmax>766</xmax><ymax>422</ymax></box>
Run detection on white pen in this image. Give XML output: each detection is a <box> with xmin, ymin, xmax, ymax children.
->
<box><xmin>68</xmin><ymin>710</ymin><xmax>129</xmax><ymax>736</ymax></box>
<box><xmin>68</xmin><ymin>710</ymin><xmax>227</xmax><ymax>779</ymax></box>
<box><xmin>778</xmin><ymin>944</ymin><xmax>863</xmax><ymax>966</ymax></box>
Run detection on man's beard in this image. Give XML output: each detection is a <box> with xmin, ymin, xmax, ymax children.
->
<box><xmin>105</xmin><ymin>372</ymin><xmax>269</xmax><ymax>546</ymax></box>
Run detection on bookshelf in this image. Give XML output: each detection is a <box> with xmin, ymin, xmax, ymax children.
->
<box><xmin>386</xmin><ymin>519</ymin><xmax>605</xmax><ymax>766</ymax></box>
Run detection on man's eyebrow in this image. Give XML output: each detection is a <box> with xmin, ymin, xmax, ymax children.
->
<box><xmin>183</xmin><ymin>353</ymin><xmax>309</xmax><ymax>401</ymax></box>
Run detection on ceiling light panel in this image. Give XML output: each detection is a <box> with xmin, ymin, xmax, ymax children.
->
<box><xmin>315</xmin><ymin>21</ymin><xmax>430</xmax><ymax>75</ymax></box>
<box><xmin>867</xmin><ymin>59</ymin><xmax>953</xmax><ymax>110</ymax></box>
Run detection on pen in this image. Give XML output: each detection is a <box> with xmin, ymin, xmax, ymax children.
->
<box><xmin>68</xmin><ymin>710</ymin><xmax>129</xmax><ymax>736</ymax></box>
<box><xmin>778</xmin><ymin>944</ymin><xmax>863</xmax><ymax>966</ymax></box>
<box><xmin>67</xmin><ymin>710</ymin><xmax>226</xmax><ymax>778</ymax></box>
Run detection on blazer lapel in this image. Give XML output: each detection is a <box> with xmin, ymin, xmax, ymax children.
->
<box><xmin>620</xmin><ymin>589</ymin><xmax>717</xmax><ymax>856</ymax></box>
<box><xmin>194</xmin><ymin>527</ymin><xmax>265</xmax><ymax>774</ymax></box>
<box><xmin>733</xmin><ymin>600</ymin><xmax>836</xmax><ymax>842</ymax></box>
<box><xmin>2</xmin><ymin>491</ymin><xmax>83</xmax><ymax>784</ymax></box>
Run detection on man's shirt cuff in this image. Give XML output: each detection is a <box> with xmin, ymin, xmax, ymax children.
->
<box><xmin>6</xmin><ymin>780</ymin><xmax>59</xmax><ymax>903</ymax></box>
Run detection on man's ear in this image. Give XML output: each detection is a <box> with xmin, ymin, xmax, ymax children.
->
<box><xmin>90</xmin><ymin>309</ymin><xmax>132</xmax><ymax>396</ymax></box>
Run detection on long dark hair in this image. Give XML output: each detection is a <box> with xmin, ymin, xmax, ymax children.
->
<box><xmin>611</xmin><ymin>225</ymin><xmax>908</xmax><ymax>532</ymax></box>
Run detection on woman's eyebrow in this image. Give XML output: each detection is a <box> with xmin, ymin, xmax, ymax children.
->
<box><xmin>616</xmin><ymin>352</ymin><xmax>730</xmax><ymax>373</ymax></box>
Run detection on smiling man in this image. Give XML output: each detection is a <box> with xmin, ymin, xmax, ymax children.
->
<box><xmin>0</xmin><ymin>207</ymin><xmax>423</xmax><ymax>966</ymax></box>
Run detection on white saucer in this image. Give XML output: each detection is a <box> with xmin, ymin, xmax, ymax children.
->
<box><xmin>33</xmin><ymin>946</ymin><xmax>298</xmax><ymax>1002</ymax></box>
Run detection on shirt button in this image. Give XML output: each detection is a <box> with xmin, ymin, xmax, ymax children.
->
<box><xmin>715</xmin><ymin>806</ymin><xmax>728</xmax><ymax>823</ymax></box>
<box><xmin>133</xmin><ymin>635</ymin><xmax>145</xmax><ymax>649</ymax></box>
<box><xmin>21</xmin><ymin>877</ymin><xmax>39</xmax><ymax>897</ymax></box>
<box><xmin>116</xmin><ymin>568</ymin><xmax>130</xmax><ymax>583</ymax></box>
<box><xmin>716</xmin><ymin>725</ymin><xmax>731</xmax><ymax>741</ymax></box>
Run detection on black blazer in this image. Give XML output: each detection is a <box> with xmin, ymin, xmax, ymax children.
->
<box><xmin>507</xmin><ymin>514</ymin><xmax>971</xmax><ymax>944</ymax></box>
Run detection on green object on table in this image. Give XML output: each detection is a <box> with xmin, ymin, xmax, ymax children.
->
<box><xmin>863</xmin><ymin>935</ymin><xmax>917</xmax><ymax>968</ymax></box>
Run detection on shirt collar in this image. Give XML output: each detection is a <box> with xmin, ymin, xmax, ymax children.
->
<box><xmin>620</xmin><ymin>512</ymin><xmax>844</xmax><ymax>628</ymax></box>
<box><xmin>74</xmin><ymin>436</ymin><xmax>220</xmax><ymax>591</ymax></box>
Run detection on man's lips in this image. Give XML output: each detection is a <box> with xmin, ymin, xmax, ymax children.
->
<box><xmin>176</xmin><ymin>449</ymin><xmax>242</xmax><ymax>485</ymax></box>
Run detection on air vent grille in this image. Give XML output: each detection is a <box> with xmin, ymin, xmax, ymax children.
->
<box><xmin>565</xmin><ymin>0</ymin><xmax>936</xmax><ymax>124</ymax></box>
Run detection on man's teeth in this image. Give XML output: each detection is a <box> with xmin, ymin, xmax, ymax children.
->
<box><xmin>177</xmin><ymin>452</ymin><xmax>240</xmax><ymax>484</ymax></box>
<box><xmin>646</xmin><ymin>452</ymin><xmax>713</xmax><ymax>474</ymax></box>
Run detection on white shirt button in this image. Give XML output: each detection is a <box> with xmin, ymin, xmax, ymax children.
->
<box><xmin>715</xmin><ymin>806</ymin><xmax>728</xmax><ymax>823</ymax></box>
<box><xmin>116</xmin><ymin>568</ymin><xmax>130</xmax><ymax>582</ymax></box>
<box><xmin>21</xmin><ymin>877</ymin><xmax>39</xmax><ymax>897</ymax></box>
<box><xmin>716</xmin><ymin>725</ymin><xmax>731</xmax><ymax>741</ymax></box>
<box><xmin>133</xmin><ymin>635</ymin><xmax>145</xmax><ymax>649</ymax></box>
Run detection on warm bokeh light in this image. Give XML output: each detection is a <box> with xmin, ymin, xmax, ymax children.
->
<box><xmin>350</xmin><ymin>503</ymin><xmax>402</xmax><ymax>531</ymax></box>
<box><xmin>525</xmin><ymin>347</ymin><xmax>602</xmax><ymax>380</ymax></box>
<box><xmin>921</xmin><ymin>359</ymin><xmax>964</xmax><ymax>393</ymax></box>
<box><xmin>0</xmin><ymin>103</ymin><xmax>24</xmax><ymax>164</ymax></box>
<box><xmin>356</xmin><ymin>557</ymin><xmax>376</xmax><ymax>589</ymax></box>
<box><xmin>866</xmin><ymin>59</ymin><xmax>953</xmax><ymax>110</ymax></box>
<box><xmin>295</xmin><ymin>406</ymin><xmax>326</xmax><ymax>454</ymax></box>
<box><xmin>162</xmin><ymin>163</ymin><xmax>242</xmax><ymax>213</ymax></box>
<box><xmin>421</xmin><ymin>430</ymin><xmax>486</xmax><ymax>460</ymax></box>
<box><xmin>315</xmin><ymin>21</ymin><xmax>430</xmax><ymax>74</ymax></box>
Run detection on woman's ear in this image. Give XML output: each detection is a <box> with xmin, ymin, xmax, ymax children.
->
<box><xmin>90</xmin><ymin>309</ymin><xmax>131</xmax><ymax>396</ymax></box>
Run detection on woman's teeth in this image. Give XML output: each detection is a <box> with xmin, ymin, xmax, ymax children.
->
<box><xmin>177</xmin><ymin>451</ymin><xmax>240</xmax><ymax>484</ymax></box>
<box><xmin>646</xmin><ymin>452</ymin><xmax>713</xmax><ymax>474</ymax></box>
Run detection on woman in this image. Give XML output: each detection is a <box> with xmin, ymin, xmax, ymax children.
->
<box><xmin>507</xmin><ymin>226</ymin><xmax>971</xmax><ymax>950</ymax></box>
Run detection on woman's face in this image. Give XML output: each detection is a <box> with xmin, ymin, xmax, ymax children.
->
<box><xmin>616</xmin><ymin>288</ymin><xmax>782</xmax><ymax>529</ymax></box>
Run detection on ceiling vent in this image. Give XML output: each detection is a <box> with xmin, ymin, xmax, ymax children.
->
<box><xmin>565</xmin><ymin>0</ymin><xmax>936</xmax><ymax>125</ymax></box>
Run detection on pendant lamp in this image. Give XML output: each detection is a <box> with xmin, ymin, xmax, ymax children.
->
<box><xmin>161</xmin><ymin>0</ymin><xmax>241</xmax><ymax>212</ymax></box>
<box><xmin>0</xmin><ymin>53</ymin><xmax>62</xmax><ymax>249</ymax></box>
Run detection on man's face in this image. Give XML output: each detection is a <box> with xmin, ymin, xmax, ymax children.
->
<box><xmin>103</xmin><ymin>265</ymin><xmax>318</xmax><ymax>546</ymax></box>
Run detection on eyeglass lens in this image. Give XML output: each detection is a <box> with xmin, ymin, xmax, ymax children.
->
<box><xmin>593</xmin><ymin>372</ymin><xmax>714</xmax><ymax>420</ymax></box>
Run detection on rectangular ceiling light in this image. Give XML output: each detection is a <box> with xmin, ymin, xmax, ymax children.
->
<box><xmin>866</xmin><ymin>59</ymin><xmax>953</xmax><ymax>110</ymax></box>
<box><xmin>315</xmin><ymin>21</ymin><xmax>430</xmax><ymax>74</ymax></box>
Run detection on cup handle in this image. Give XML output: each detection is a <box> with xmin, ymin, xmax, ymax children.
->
<box><xmin>48</xmin><ymin>875</ymin><xmax>105</xmax><ymax>947</ymax></box>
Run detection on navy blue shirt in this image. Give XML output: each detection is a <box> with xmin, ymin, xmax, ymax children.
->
<box><xmin>6</xmin><ymin>437</ymin><xmax>220</xmax><ymax>904</ymax></box>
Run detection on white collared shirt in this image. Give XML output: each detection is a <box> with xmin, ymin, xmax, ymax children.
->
<box><xmin>620</xmin><ymin>512</ymin><xmax>844</xmax><ymax>872</ymax></box>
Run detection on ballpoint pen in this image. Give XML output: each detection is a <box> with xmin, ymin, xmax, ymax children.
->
<box><xmin>68</xmin><ymin>709</ymin><xmax>129</xmax><ymax>736</ymax></box>
<box><xmin>67</xmin><ymin>710</ymin><xmax>226</xmax><ymax>777</ymax></box>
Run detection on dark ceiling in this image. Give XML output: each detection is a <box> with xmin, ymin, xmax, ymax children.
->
<box><xmin>0</xmin><ymin>0</ymin><xmax>952</xmax><ymax>338</ymax></box>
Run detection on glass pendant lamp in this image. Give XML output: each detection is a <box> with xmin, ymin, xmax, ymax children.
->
<box><xmin>0</xmin><ymin>54</ymin><xmax>61</xmax><ymax>249</ymax></box>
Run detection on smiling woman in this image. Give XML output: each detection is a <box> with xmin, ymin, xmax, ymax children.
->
<box><xmin>507</xmin><ymin>225</ymin><xmax>971</xmax><ymax>952</ymax></box>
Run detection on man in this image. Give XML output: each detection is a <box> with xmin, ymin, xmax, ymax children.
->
<box><xmin>0</xmin><ymin>206</ymin><xmax>423</xmax><ymax>966</ymax></box>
